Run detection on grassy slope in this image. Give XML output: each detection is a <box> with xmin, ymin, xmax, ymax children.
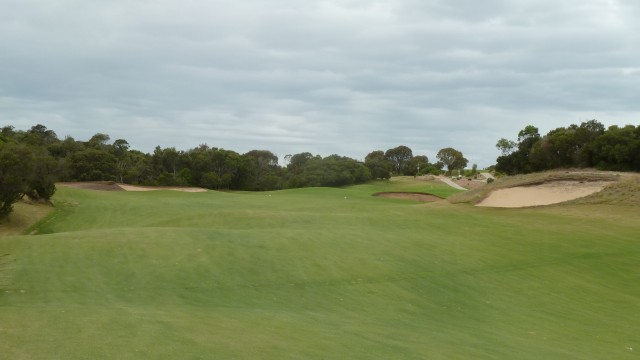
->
<box><xmin>0</xmin><ymin>201</ymin><xmax>54</xmax><ymax>236</ymax></box>
<box><xmin>1</xmin><ymin>178</ymin><xmax>639</xmax><ymax>359</ymax></box>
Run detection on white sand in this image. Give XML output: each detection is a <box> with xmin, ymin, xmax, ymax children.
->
<box><xmin>477</xmin><ymin>181</ymin><xmax>610</xmax><ymax>208</ymax></box>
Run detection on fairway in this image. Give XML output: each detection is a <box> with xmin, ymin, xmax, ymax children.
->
<box><xmin>1</xmin><ymin>178</ymin><xmax>639</xmax><ymax>359</ymax></box>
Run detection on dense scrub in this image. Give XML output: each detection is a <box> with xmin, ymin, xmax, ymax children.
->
<box><xmin>1</xmin><ymin>124</ymin><xmax>454</xmax><ymax>194</ymax></box>
<box><xmin>495</xmin><ymin>120</ymin><xmax>640</xmax><ymax>174</ymax></box>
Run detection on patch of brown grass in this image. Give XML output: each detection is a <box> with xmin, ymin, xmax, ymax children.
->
<box><xmin>569</xmin><ymin>175</ymin><xmax>640</xmax><ymax>206</ymax></box>
<box><xmin>0</xmin><ymin>201</ymin><xmax>54</xmax><ymax>236</ymax></box>
<box><xmin>373</xmin><ymin>192</ymin><xmax>442</xmax><ymax>202</ymax></box>
<box><xmin>58</xmin><ymin>182</ymin><xmax>124</xmax><ymax>191</ymax></box>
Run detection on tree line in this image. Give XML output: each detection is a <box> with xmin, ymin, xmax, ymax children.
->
<box><xmin>0</xmin><ymin>124</ymin><xmax>469</xmax><ymax>219</ymax></box>
<box><xmin>495</xmin><ymin>120</ymin><xmax>640</xmax><ymax>174</ymax></box>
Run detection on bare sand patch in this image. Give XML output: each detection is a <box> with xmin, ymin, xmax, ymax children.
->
<box><xmin>60</xmin><ymin>182</ymin><xmax>207</xmax><ymax>193</ymax></box>
<box><xmin>115</xmin><ymin>184</ymin><xmax>208</xmax><ymax>192</ymax></box>
<box><xmin>374</xmin><ymin>192</ymin><xmax>442</xmax><ymax>202</ymax></box>
<box><xmin>477</xmin><ymin>181</ymin><xmax>612</xmax><ymax>208</ymax></box>
<box><xmin>58</xmin><ymin>182</ymin><xmax>124</xmax><ymax>191</ymax></box>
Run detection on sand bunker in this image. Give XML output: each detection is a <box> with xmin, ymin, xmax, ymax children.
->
<box><xmin>477</xmin><ymin>181</ymin><xmax>611</xmax><ymax>208</ymax></box>
<box><xmin>59</xmin><ymin>182</ymin><xmax>207</xmax><ymax>193</ymax></box>
<box><xmin>59</xmin><ymin>182</ymin><xmax>124</xmax><ymax>191</ymax></box>
<box><xmin>117</xmin><ymin>184</ymin><xmax>207</xmax><ymax>192</ymax></box>
<box><xmin>374</xmin><ymin>192</ymin><xmax>442</xmax><ymax>202</ymax></box>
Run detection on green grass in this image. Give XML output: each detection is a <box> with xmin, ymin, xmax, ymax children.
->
<box><xmin>1</xmin><ymin>177</ymin><xmax>639</xmax><ymax>359</ymax></box>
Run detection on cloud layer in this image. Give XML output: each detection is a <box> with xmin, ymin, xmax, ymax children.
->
<box><xmin>2</xmin><ymin>0</ymin><xmax>639</xmax><ymax>166</ymax></box>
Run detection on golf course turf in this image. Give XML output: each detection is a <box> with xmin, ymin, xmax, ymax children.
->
<box><xmin>1</xmin><ymin>176</ymin><xmax>639</xmax><ymax>359</ymax></box>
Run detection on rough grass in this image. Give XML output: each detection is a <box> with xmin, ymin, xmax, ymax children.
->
<box><xmin>570</xmin><ymin>175</ymin><xmax>640</xmax><ymax>206</ymax></box>
<box><xmin>0</xmin><ymin>201</ymin><xmax>54</xmax><ymax>236</ymax></box>
<box><xmin>1</xmin><ymin>177</ymin><xmax>639</xmax><ymax>359</ymax></box>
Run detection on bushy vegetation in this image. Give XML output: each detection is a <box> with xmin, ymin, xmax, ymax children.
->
<box><xmin>1</xmin><ymin>124</ymin><xmax>469</xmax><ymax>218</ymax></box>
<box><xmin>0</xmin><ymin>127</ymin><xmax>58</xmax><ymax>219</ymax></box>
<box><xmin>0</xmin><ymin>125</ymin><xmax>457</xmax><ymax>189</ymax></box>
<box><xmin>495</xmin><ymin>120</ymin><xmax>640</xmax><ymax>174</ymax></box>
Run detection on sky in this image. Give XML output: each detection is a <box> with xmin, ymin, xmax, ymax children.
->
<box><xmin>1</xmin><ymin>0</ymin><xmax>639</xmax><ymax>167</ymax></box>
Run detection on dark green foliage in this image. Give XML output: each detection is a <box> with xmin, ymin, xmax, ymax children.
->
<box><xmin>186</xmin><ymin>146</ymin><xmax>246</xmax><ymax>190</ymax></box>
<box><xmin>0</xmin><ymin>143</ymin><xmax>31</xmax><ymax>218</ymax></box>
<box><xmin>384</xmin><ymin>145</ymin><xmax>413</xmax><ymax>175</ymax></box>
<box><xmin>69</xmin><ymin>149</ymin><xmax>118</xmax><ymax>181</ymax></box>
<box><xmin>496</xmin><ymin>120</ymin><xmax>640</xmax><ymax>174</ymax></box>
<box><xmin>586</xmin><ymin>125</ymin><xmax>640</xmax><ymax>171</ymax></box>
<box><xmin>287</xmin><ymin>154</ymin><xmax>371</xmax><ymax>187</ymax></box>
<box><xmin>2</xmin><ymin>123</ymin><xmax>455</xmax><ymax>204</ymax></box>
<box><xmin>407</xmin><ymin>155</ymin><xmax>429</xmax><ymax>176</ymax></box>
<box><xmin>23</xmin><ymin>124</ymin><xmax>59</xmax><ymax>146</ymax></box>
<box><xmin>24</xmin><ymin>147</ymin><xmax>58</xmax><ymax>201</ymax></box>
<box><xmin>418</xmin><ymin>162</ymin><xmax>444</xmax><ymax>175</ymax></box>
<box><xmin>243</xmin><ymin>150</ymin><xmax>283</xmax><ymax>191</ymax></box>
<box><xmin>364</xmin><ymin>150</ymin><xmax>392</xmax><ymax>179</ymax></box>
<box><xmin>0</xmin><ymin>142</ymin><xmax>57</xmax><ymax>218</ymax></box>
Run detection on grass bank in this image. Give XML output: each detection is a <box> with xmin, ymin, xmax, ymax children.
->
<box><xmin>0</xmin><ymin>201</ymin><xmax>54</xmax><ymax>236</ymax></box>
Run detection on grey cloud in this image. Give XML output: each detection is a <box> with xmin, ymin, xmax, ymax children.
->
<box><xmin>1</xmin><ymin>0</ymin><xmax>639</xmax><ymax>168</ymax></box>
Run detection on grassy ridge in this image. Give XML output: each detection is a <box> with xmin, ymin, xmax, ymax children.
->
<box><xmin>1</xmin><ymin>178</ymin><xmax>639</xmax><ymax>359</ymax></box>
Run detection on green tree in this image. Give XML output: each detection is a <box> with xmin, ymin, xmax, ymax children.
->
<box><xmin>384</xmin><ymin>145</ymin><xmax>413</xmax><ymax>175</ymax></box>
<box><xmin>496</xmin><ymin>125</ymin><xmax>542</xmax><ymax>174</ymax></box>
<box><xmin>496</xmin><ymin>138</ymin><xmax>517</xmax><ymax>156</ymax></box>
<box><xmin>69</xmin><ymin>149</ymin><xmax>117</xmax><ymax>181</ymax></box>
<box><xmin>436</xmin><ymin>147</ymin><xmax>468</xmax><ymax>174</ymax></box>
<box><xmin>574</xmin><ymin>120</ymin><xmax>606</xmax><ymax>166</ymax></box>
<box><xmin>152</xmin><ymin>146</ymin><xmax>186</xmax><ymax>185</ymax></box>
<box><xmin>24</xmin><ymin>147</ymin><xmax>58</xmax><ymax>201</ymax></box>
<box><xmin>0</xmin><ymin>143</ymin><xmax>32</xmax><ymax>218</ymax></box>
<box><xmin>364</xmin><ymin>150</ymin><xmax>392</xmax><ymax>179</ymax></box>
<box><xmin>243</xmin><ymin>150</ymin><xmax>282</xmax><ymax>190</ymax></box>
<box><xmin>586</xmin><ymin>125</ymin><xmax>640</xmax><ymax>171</ymax></box>
<box><xmin>23</xmin><ymin>124</ymin><xmax>59</xmax><ymax>146</ymax></box>
<box><xmin>529</xmin><ymin>126</ymin><xmax>577</xmax><ymax>170</ymax></box>
<box><xmin>88</xmin><ymin>133</ymin><xmax>111</xmax><ymax>148</ymax></box>
<box><xmin>124</xmin><ymin>150</ymin><xmax>154</xmax><ymax>185</ymax></box>
<box><xmin>518</xmin><ymin>125</ymin><xmax>541</xmax><ymax>143</ymax></box>
<box><xmin>0</xmin><ymin>126</ymin><xmax>16</xmax><ymax>143</ymax></box>
<box><xmin>112</xmin><ymin>139</ymin><xmax>131</xmax><ymax>183</ymax></box>
<box><xmin>186</xmin><ymin>147</ymin><xmax>246</xmax><ymax>189</ymax></box>
<box><xmin>407</xmin><ymin>155</ymin><xmax>429</xmax><ymax>176</ymax></box>
<box><xmin>286</xmin><ymin>152</ymin><xmax>315</xmax><ymax>175</ymax></box>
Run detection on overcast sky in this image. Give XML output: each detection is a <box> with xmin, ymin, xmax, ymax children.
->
<box><xmin>1</xmin><ymin>0</ymin><xmax>639</xmax><ymax>166</ymax></box>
